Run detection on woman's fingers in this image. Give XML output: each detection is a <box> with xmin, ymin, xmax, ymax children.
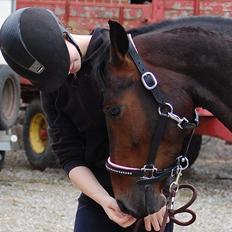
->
<box><xmin>102</xmin><ymin>196</ymin><xmax>136</xmax><ymax>227</ymax></box>
<box><xmin>144</xmin><ymin>214</ymin><xmax>160</xmax><ymax>231</ymax></box>
<box><xmin>144</xmin><ymin>215</ymin><xmax>152</xmax><ymax>231</ymax></box>
<box><xmin>119</xmin><ymin>215</ymin><xmax>137</xmax><ymax>228</ymax></box>
<box><xmin>144</xmin><ymin>206</ymin><xmax>170</xmax><ymax>231</ymax></box>
<box><xmin>107</xmin><ymin>208</ymin><xmax>136</xmax><ymax>227</ymax></box>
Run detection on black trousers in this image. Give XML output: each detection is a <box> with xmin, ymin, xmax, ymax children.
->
<box><xmin>74</xmin><ymin>200</ymin><xmax>174</xmax><ymax>232</ymax></box>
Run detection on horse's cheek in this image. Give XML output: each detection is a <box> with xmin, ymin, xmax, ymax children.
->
<box><xmin>110</xmin><ymin>174</ymin><xmax>134</xmax><ymax>197</ymax></box>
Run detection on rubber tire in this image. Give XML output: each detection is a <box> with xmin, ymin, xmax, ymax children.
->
<box><xmin>23</xmin><ymin>98</ymin><xmax>59</xmax><ymax>171</ymax></box>
<box><xmin>0</xmin><ymin>65</ymin><xmax>20</xmax><ymax>130</ymax></box>
<box><xmin>0</xmin><ymin>151</ymin><xmax>5</xmax><ymax>171</ymax></box>
<box><xmin>186</xmin><ymin>135</ymin><xmax>202</xmax><ymax>167</ymax></box>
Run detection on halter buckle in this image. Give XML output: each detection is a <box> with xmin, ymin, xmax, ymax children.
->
<box><xmin>141</xmin><ymin>164</ymin><xmax>157</xmax><ymax>178</ymax></box>
<box><xmin>29</xmin><ymin>60</ymin><xmax>45</xmax><ymax>74</ymax></box>
<box><xmin>176</xmin><ymin>117</ymin><xmax>189</xmax><ymax>129</ymax></box>
<box><xmin>141</xmin><ymin>72</ymin><xmax>157</xmax><ymax>90</ymax></box>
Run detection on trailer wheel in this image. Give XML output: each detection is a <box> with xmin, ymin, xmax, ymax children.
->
<box><xmin>23</xmin><ymin>98</ymin><xmax>59</xmax><ymax>170</ymax></box>
<box><xmin>186</xmin><ymin>135</ymin><xmax>202</xmax><ymax>167</ymax></box>
<box><xmin>0</xmin><ymin>65</ymin><xmax>20</xmax><ymax>130</ymax></box>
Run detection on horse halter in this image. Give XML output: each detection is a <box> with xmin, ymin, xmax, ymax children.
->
<box><xmin>105</xmin><ymin>34</ymin><xmax>199</xmax><ymax>185</ymax></box>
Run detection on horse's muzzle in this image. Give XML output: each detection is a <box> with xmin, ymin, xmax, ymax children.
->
<box><xmin>145</xmin><ymin>184</ymin><xmax>166</xmax><ymax>215</ymax></box>
<box><xmin>116</xmin><ymin>184</ymin><xmax>167</xmax><ymax>218</ymax></box>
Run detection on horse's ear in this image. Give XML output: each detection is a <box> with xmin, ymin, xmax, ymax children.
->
<box><xmin>108</xmin><ymin>20</ymin><xmax>129</xmax><ymax>65</ymax></box>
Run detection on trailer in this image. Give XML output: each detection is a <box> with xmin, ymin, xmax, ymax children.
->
<box><xmin>0</xmin><ymin>64</ymin><xmax>19</xmax><ymax>171</ymax></box>
<box><xmin>0</xmin><ymin>1</ymin><xmax>19</xmax><ymax>170</ymax></box>
<box><xmin>0</xmin><ymin>0</ymin><xmax>231</xmax><ymax>170</ymax></box>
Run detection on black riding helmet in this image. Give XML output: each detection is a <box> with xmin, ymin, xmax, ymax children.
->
<box><xmin>0</xmin><ymin>7</ymin><xmax>82</xmax><ymax>93</ymax></box>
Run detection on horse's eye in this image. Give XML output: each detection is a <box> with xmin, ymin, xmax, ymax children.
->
<box><xmin>105</xmin><ymin>106</ymin><xmax>122</xmax><ymax>117</ymax></box>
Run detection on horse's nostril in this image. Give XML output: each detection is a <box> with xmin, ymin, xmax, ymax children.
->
<box><xmin>116</xmin><ymin>199</ymin><xmax>141</xmax><ymax>218</ymax></box>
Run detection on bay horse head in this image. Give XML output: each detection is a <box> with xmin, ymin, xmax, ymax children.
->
<box><xmin>103</xmin><ymin>21</ymin><xmax>199</xmax><ymax>218</ymax></box>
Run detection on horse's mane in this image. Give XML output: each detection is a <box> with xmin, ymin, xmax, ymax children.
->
<box><xmin>90</xmin><ymin>33</ymin><xmax>110</xmax><ymax>93</ymax></box>
<box><xmin>93</xmin><ymin>16</ymin><xmax>232</xmax><ymax>95</ymax></box>
<box><xmin>128</xmin><ymin>16</ymin><xmax>232</xmax><ymax>37</ymax></box>
<box><xmin>128</xmin><ymin>16</ymin><xmax>232</xmax><ymax>127</ymax></box>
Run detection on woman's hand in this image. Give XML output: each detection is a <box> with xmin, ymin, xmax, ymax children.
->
<box><xmin>101</xmin><ymin>196</ymin><xmax>137</xmax><ymax>228</ymax></box>
<box><xmin>144</xmin><ymin>206</ymin><xmax>169</xmax><ymax>231</ymax></box>
<box><xmin>69</xmin><ymin>167</ymin><xmax>136</xmax><ymax>227</ymax></box>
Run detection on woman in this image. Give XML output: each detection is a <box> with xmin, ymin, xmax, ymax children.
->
<box><xmin>0</xmin><ymin>7</ymin><xmax>172</xmax><ymax>232</ymax></box>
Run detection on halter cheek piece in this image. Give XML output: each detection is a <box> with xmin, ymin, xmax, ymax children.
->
<box><xmin>62</xmin><ymin>31</ymin><xmax>83</xmax><ymax>60</ymax></box>
<box><xmin>105</xmin><ymin>34</ymin><xmax>199</xmax><ymax>185</ymax></box>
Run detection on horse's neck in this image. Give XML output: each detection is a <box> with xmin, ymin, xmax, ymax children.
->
<box><xmin>135</xmin><ymin>28</ymin><xmax>232</xmax><ymax>131</ymax></box>
<box><xmin>193</xmin><ymin>83</ymin><xmax>232</xmax><ymax>131</ymax></box>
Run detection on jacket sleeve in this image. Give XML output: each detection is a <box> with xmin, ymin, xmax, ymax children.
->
<box><xmin>41</xmin><ymin>91</ymin><xmax>87</xmax><ymax>174</ymax></box>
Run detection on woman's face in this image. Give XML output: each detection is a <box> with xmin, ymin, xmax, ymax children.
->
<box><xmin>65</xmin><ymin>40</ymin><xmax>81</xmax><ymax>74</ymax></box>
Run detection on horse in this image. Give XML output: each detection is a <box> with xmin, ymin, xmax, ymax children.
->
<box><xmin>95</xmin><ymin>16</ymin><xmax>232</xmax><ymax>231</ymax></box>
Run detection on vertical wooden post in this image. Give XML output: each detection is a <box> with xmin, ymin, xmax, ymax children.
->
<box><xmin>119</xmin><ymin>6</ymin><xmax>124</xmax><ymax>25</ymax></box>
<box><xmin>64</xmin><ymin>0</ymin><xmax>70</xmax><ymax>26</ymax></box>
<box><xmin>193</xmin><ymin>0</ymin><xmax>200</xmax><ymax>15</ymax></box>
<box><xmin>151</xmin><ymin>0</ymin><xmax>164</xmax><ymax>22</ymax></box>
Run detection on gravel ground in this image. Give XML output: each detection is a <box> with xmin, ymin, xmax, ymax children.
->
<box><xmin>0</xmin><ymin>136</ymin><xmax>231</xmax><ymax>232</ymax></box>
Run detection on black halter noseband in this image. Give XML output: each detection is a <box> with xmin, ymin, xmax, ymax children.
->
<box><xmin>106</xmin><ymin>34</ymin><xmax>199</xmax><ymax>185</ymax></box>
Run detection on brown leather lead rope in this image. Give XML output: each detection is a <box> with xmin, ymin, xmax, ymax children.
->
<box><xmin>133</xmin><ymin>184</ymin><xmax>197</xmax><ymax>232</ymax></box>
<box><xmin>160</xmin><ymin>184</ymin><xmax>197</xmax><ymax>232</ymax></box>
<box><xmin>159</xmin><ymin>208</ymin><xmax>170</xmax><ymax>232</ymax></box>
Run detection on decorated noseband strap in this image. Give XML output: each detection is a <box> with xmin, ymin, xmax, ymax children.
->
<box><xmin>106</xmin><ymin>157</ymin><xmax>176</xmax><ymax>179</ymax></box>
<box><xmin>106</xmin><ymin>155</ymin><xmax>189</xmax><ymax>184</ymax></box>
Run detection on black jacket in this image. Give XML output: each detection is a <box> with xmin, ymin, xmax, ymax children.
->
<box><xmin>41</xmin><ymin>28</ymin><xmax>112</xmax><ymax>191</ymax></box>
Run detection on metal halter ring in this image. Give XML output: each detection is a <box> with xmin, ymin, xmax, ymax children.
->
<box><xmin>158</xmin><ymin>102</ymin><xmax>173</xmax><ymax>117</ymax></box>
<box><xmin>169</xmin><ymin>181</ymin><xmax>179</xmax><ymax>193</ymax></box>
<box><xmin>177</xmin><ymin>156</ymin><xmax>189</xmax><ymax>170</ymax></box>
<box><xmin>141</xmin><ymin>72</ymin><xmax>158</xmax><ymax>90</ymax></box>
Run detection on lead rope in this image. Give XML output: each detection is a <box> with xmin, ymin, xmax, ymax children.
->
<box><xmin>133</xmin><ymin>183</ymin><xmax>197</xmax><ymax>232</ymax></box>
<box><xmin>159</xmin><ymin>133</ymin><xmax>198</xmax><ymax>232</ymax></box>
<box><xmin>159</xmin><ymin>208</ymin><xmax>170</xmax><ymax>232</ymax></box>
<box><xmin>160</xmin><ymin>184</ymin><xmax>197</xmax><ymax>232</ymax></box>
<box><xmin>133</xmin><ymin>184</ymin><xmax>197</xmax><ymax>232</ymax></box>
